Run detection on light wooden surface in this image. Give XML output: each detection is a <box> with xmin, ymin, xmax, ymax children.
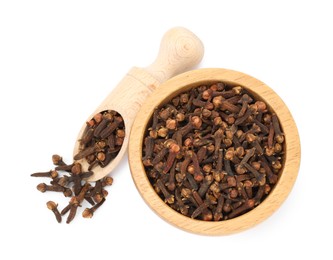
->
<box><xmin>73</xmin><ymin>27</ymin><xmax>204</xmax><ymax>181</ymax></box>
<box><xmin>129</xmin><ymin>68</ymin><xmax>301</xmax><ymax>235</ymax></box>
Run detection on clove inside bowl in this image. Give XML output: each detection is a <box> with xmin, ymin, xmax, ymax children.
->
<box><xmin>128</xmin><ymin>68</ymin><xmax>300</xmax><ymax>235</ymax></box>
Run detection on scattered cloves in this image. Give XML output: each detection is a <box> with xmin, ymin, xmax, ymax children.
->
<box><xmin>32</xmin><ymin>109</ymin><xmax>122</xmax><ymax>224</ymax></box>
<box><xmin>32</xmin><ymin>154</ymin><xmax>114</xmax><ymax>223</ymax></box>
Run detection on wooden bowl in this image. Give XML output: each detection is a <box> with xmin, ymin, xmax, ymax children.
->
<box><xmin>128</xmin><ymin>68</ymin><xmax>301</xmax><ymax>235</ymax></box>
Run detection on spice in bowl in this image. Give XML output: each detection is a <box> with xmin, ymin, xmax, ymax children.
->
<box><xmin>141</xmin><ymin>82</ymin><xmax>284</xmax><ymax>221</ymax></box>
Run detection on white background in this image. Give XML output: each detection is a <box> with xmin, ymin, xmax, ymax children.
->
<box><xmin>0</xmin><ymin>0</ymin><xmax>332</xmax><ymax>259</ymax></box>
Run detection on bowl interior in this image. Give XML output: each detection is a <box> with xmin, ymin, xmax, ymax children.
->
<box><xmin>129</xmin><ymin>68</ymin><xmax>300</xmax><ymax>235</ymax></box>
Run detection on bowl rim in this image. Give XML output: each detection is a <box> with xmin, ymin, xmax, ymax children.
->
<box><xmin>128</xmin><ymin>68</ymin><xmax>301</xmax><ymax>235</ymax></box>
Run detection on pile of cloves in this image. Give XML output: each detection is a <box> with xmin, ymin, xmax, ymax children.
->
<box><xmin>142</xmin><ymin>82</ymin><xmax>285</xmax><ymax>221</ymax></box>
<box><xmin>32</xmin><ymin>155</ymin><xmax>113</xmax><ymax>223</ymax></box>
<box><xmin>75</xmin><ymin>110</ymin><xmax>125</xmax><ymax>169</ymax></box>
<box><xmin>31</xmin><ymin>109</ymin><xmax>124</xmax><ymax>223</ymax></box>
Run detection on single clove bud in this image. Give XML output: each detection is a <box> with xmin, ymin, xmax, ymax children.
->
<box><xmin>37</xmin><ymin>183</ymin><xmax>65</xmax><ymax>193</ymax></box>
<box><xmin>46</xmin><ymin>201</ymin><xmax>62</xmax><ymax>223</ymax></box>
<box><xmin>82</xmin><ymin>198</ymin><xmax>106</xmax><ymax>218</ymax></box>
<box><xmin>52</xmin><ymin>154</ymin><xmax>66</xmax><ymax>166</ymax></box>
<box><xmin>228</xmin><ymin>199</ymin><xmax>255</xmax><ymax>219</ymax></box>
<box><xmin>31</xmin><ymin>170</ymin><xmax>58</xmax><ymax>179</ymax></box>
<box><xmin>156</xmin><ymin>179</ymin><xmax>174</xmax><ymax>204</ymax></box>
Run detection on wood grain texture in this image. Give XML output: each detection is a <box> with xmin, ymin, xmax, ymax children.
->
<box><xmin>73</xmin><ymin>27</ymin><xmax>204</xmax><ymax>181</ymax></box>
<box><xmin>129</xmin><ymin>68</ymin><xmax>301</xmax><ymax>235</ymax></box>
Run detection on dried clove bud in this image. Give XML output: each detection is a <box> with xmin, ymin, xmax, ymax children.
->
<box><xmin>82</xmin><ymin>198</ymin><xmax>106</xmax><ymax>218</ymax></box>
<box><xmin>46</xmin><ymin>201</ymin><xmax>62</xmax><ymax>223</ymax></box>
<box><xmin>31</xmin><ymin>170</ymin><xmax>58</xmax><ymax>179</ymax></box>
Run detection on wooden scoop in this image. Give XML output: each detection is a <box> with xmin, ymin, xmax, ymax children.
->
<box><xmin>73</xmin><ymin>27</ymin><xmax>204</xmax><ymax>181</ymax></box>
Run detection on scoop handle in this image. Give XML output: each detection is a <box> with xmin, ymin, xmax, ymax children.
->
<box><xmin>96</xmin><ymin>26</ymin><xmax>204</xmax><ymax>128</ymax></box>
<box><xmin>145</xmin><ymin>27</ymin><xmax>204</xmax><ymax>83</ymax></box>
